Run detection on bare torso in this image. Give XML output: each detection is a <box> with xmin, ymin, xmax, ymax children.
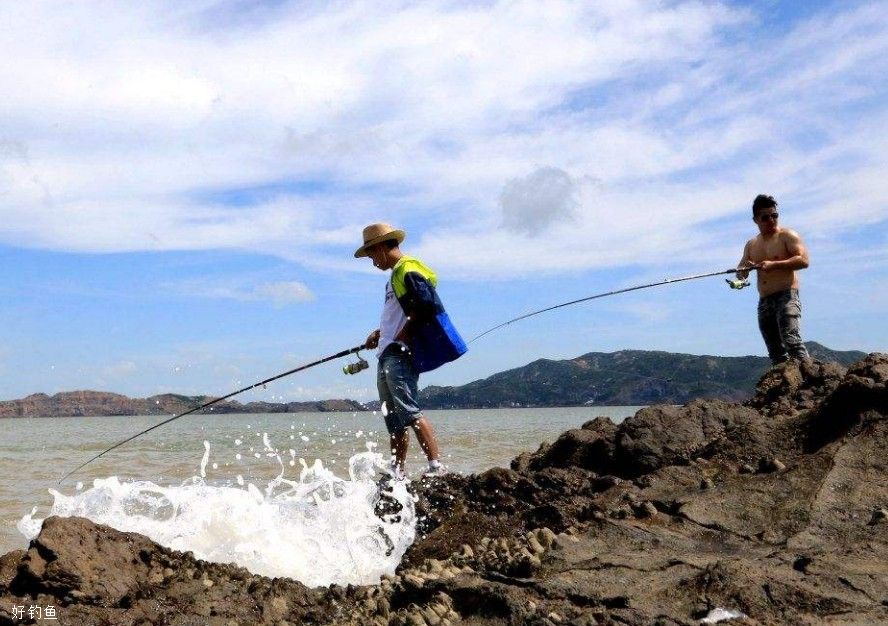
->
<box><xmin>745</xmin><ymin>229</ymin><xmax>800</xmax><ymax>297</ymax></box>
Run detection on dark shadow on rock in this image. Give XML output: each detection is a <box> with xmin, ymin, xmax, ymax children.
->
<box><xmin>804</xmin><ymin>353</ymin><xmax>888</xmax><ymax>451</ymax></box>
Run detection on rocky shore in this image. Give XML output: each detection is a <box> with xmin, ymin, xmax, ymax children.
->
<box><xmin>2</xmin><ymin>354</ymin><xmax>886</xmax><ymax>625</ymax></box>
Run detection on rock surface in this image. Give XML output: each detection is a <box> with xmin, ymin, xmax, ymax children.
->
<box><xmin>2</xmin><ymin>355</ymin><xmax>887</xmax><ymax>625</ymax></box>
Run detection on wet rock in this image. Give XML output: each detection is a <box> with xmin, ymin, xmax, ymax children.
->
<box><xmin>1</xmin><ymin>518</ymin><xmax>339</xmax><ymax>625</ymax></box>
<box><xmin>14</xmin><ymin>516</ymin><xmax>160</xmax><ymax>604</ymax></box>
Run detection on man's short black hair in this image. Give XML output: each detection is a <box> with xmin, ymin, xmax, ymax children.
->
<box><xmin>752</xmin><ymin>194</ymin><xmax>778</xmax><ymax>217</ymax></box>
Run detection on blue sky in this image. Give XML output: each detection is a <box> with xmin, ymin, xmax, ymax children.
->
<box><xmin>1</xmin><ymin>0</ymin><xmax>886</xmax><ymax>403</ymax></box>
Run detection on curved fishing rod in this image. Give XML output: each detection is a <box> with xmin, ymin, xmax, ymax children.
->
<box><xmin>59</xmin><ymin>343</ymin><xmax>367</xmax><ymax>484</ymax></box>
<box><xmin>469</xmin><ymin>267</ymin><xmax>747</xmax><ymax>344</ymax></box>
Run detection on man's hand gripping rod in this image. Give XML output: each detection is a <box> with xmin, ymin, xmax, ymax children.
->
<box><xmin>728</xmin><ymin>262</ymin><xmax>760</xmax><ymax>290</ymax></box>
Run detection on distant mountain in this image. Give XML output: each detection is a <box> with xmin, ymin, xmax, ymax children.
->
<box><xmin>418</xmin><ymin>341</ymin><xmax>867</xmax><ymax>408</ymax></box>
<box><xmin>802</xmin><ymin>341</ymin><xmax>867</xmax><ymax>364</ymax></box>
<box><xmin>0</xmin><ymin>390</ymin><xmax>365</xmax><ymax>418</ymax></box>
<box><xmin>1</xmin><ymin>342</ymin><xmax>867</xmax><ymax>416</ymax></box>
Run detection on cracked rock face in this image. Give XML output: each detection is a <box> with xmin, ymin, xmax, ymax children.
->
<box><xmin>2</xmin><ymin>355</ymin><xmax>887</xmax><ymax>625</ymax></box>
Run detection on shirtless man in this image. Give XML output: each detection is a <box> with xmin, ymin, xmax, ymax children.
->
<box><xmin>737</xmin><ymin>194</ymin><xmax>811</xmax><ymax>364</ymax></box>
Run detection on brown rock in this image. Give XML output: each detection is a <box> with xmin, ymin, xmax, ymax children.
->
<box><xmin>615</xmin><ymin>400</ymin><xmax>761</xmax><ymax>476</ymax></box>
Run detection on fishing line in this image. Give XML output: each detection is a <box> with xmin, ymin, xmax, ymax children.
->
<box><xmin>59</xmin><ymin>343</ymin><xmax>367</xmax><ymax>484</ymax></box>
<box><xmin>469</xmin><ymin>267</ymin><xmax>747</xmax><ymax>343</ymax></box>
<box><xmin>467</xmin><ymin>266</ymin><xmax>754</xmax><ymax>384</ymax></box>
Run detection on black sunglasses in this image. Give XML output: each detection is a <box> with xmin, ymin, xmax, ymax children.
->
<box><xmin>758</xmin><ymin>212</ymin><xmax>779</xmax><ymax>221</ymax></box>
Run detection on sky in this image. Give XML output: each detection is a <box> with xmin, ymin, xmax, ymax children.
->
<box><xmin>1</xmin><ymin>0</ymin><xmax>886</xmax><ymax>403</ymax></box>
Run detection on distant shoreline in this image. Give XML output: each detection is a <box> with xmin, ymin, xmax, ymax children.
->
<box><xmin>0</xmin><ymin>391</ymin><xmax>368</xmax><ymax>419</ymax></box>
<box><xmin>1</xmin><ymin>342</ymin><xmax>866</xmax><ymax>417</ymax></box>
<box><xmin>0</xmin><ymin>403</ymin><xmax>653</xmax><ymax>419</ymax></box>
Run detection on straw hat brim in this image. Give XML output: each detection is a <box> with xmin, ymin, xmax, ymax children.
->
<box><xmin>354</xmin><ymin>229</ymin><xmax>406</xmax><ymax>257</ymax></box>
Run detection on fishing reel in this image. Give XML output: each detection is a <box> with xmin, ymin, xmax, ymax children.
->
<box><xmin>343</xmin><ymin>353</ymin><xmax>370</xmax><ymax>375</ymax></box>
<box><xmin>725</xmin><ymin>278</ymin><xmax>751</xmax><ymax>290</ymax></box>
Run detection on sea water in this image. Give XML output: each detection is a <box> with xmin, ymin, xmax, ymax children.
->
<box><xmin>2</xmin><ymin>407</ymin><xmax>640</xmax><ymax>585</ymax></box>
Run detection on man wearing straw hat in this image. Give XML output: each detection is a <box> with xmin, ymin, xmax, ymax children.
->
<box><xmin>355</xmin><ymin>223</ymin><xmax>467</xmax><ymax>479</ymax></box>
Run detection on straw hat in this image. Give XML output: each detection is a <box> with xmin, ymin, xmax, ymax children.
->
<box><xmin>354</xmin><ymin>223</ymin><xmax>406</xmax><ymax>257</ymax></box>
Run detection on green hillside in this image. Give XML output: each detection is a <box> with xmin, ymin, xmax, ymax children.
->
<box><xmin>419</xmin><ymin>341</ymin><xmax>865</xmax><ymax>408</ymax></box>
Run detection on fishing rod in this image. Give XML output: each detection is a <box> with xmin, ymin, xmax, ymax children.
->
<box><xmin>59</xmin><ymin>343</ymin><xmax>368</xmax><ymax>484</ymax></box>
<box><xmin>469</xmin><ymin>266</ymin><xmax>751</xmax><ymax>344</ymax></box>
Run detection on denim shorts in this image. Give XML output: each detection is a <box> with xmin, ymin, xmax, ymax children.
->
<box><xmin>377</xmin><ymin>344</ymin><xmax>422</xmax><ymax>435</ymax></box>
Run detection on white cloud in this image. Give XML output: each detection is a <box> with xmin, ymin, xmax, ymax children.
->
<box><xmin>165</xmin><ymin>278</ymin><xmax>315</xmax><ymax>304</ymax></box>
<box><xmin>102</xmin><ymin>360</ymin><xmax>138</xmax><ymax>380</ymax></box>
<box><xmin>253</xmin><ymin>281</ymin><xmax>315</xmax><ymax>305</ymax></box>
<box><xmin>0</xmin><ymin>1</ymin><xmax>886</xmax><ymax>280</ymax></box>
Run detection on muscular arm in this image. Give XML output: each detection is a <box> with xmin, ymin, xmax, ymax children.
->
<box><xmin>762</xmin><ymin>229</ymin><xmax>809</xmax><ymax>271</ymax></box>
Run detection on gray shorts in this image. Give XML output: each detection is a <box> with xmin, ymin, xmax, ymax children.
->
<box><xmin>377</xmin><ymin>344</ymin><xmax>422</xmax><ymax>435</ymax></box>
<box><xmin>758</xmin><ymin>289</ymin><xmax>810</xmax><ymax>364</ymax></box>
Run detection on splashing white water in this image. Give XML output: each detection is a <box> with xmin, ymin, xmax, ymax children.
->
<box><xmin>199</xmin><ymin>440</ymin><xmax>211</xmax><ymax>478</ymax></box>
<box><xmin>18</xmin><ymin>444</ymin><xmax>414</xmax><ymax>587</ymax></box>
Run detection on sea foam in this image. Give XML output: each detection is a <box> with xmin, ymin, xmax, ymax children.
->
<box><xmin>18</xmin><ymin>442</ymin><xmax>415</xmax><ymax>587</ymax></box>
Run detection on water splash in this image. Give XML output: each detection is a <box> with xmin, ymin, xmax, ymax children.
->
<box><xmin>199</xmin><ymin>440</ymin><xmax>211</xmax><ymax>478</ymax></box>
<box><xmin>18</xmin><ymin>444</ymin><xmax>414</xmax><ymax>587</ymax></box>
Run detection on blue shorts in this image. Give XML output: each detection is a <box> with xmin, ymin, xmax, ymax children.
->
<box><xmin>377</xmin><ymin>344</ymin><xmax>422</xmax><ymax>435</ymax></box>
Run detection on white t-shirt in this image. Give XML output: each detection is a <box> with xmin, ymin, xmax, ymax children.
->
<box><xmin>377</xmin><ymin>279</ymin><xmax>408</xmax><ymax>357</ymax></box>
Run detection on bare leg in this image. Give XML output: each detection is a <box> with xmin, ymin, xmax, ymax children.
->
<box><xmin>411</xmin><ymin>415</ymin><xmax>440</xmax><ymax>462</ymax></box>
<box><xmin>390</xmin><ymin>429</ymin><xmax>410</xmax><ymax>473</ymax></box>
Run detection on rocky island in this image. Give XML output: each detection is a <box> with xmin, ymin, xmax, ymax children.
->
<box><xmin>0</xmin><ymin>391</ymin><xmax>364</xmax><ymax>418</ymax></box>
<box><xmin>1</xmin><ymin>353</ymin><xmax>886</xmax><ymax>625</ymax></box>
